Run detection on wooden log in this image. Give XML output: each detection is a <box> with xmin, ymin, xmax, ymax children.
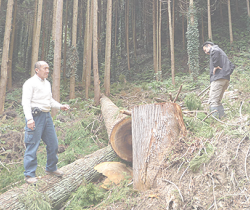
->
<box><xmin>0</xmin><ymin>145</ymin><xmax>117</xmax><ymax>210</ymax></box>
<box><xmin>100</xmin><ymin>95</ymin><xmax>132</xmax><ymax>162</ymax></box>
<box><xmin>132</xmin><ymin>102</ymin><xmax>186</xmax><ymax>191</ymax></box>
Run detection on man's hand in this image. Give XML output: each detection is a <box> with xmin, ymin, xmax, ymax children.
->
<box><xmin>213</xmin><ymin>66</ymin><xmax>222</xmax><ymax>75</ymax></box>
<box><xmin>60</xmin><ymin>104</ymin><xmax>70</xmax><ymax>111</ymax></box>
<box><xmin>27</xmin><ymin>119</ymin><xmax>35</xmax><ymax>130</ymax></box>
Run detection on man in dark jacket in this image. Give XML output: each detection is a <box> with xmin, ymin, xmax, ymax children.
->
<box><xmin>202</xmin><ymin>41</ymin><xmax>234</xmax><ymax>118</ymax></box>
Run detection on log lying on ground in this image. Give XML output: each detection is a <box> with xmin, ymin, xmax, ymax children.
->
<box><xmin>0</xmin><ymin>145</ymin><xmax>117</xmax><ymax>210</ymax></box>
<box><xmin>100</xmin><ymin>95</ymin><xmax>132</xmax><ymax>162</ymax></box>
<box><xmin>132</xmin><ymin>102</ymin><xmax>186</xmax><ymax>191</ymax></box>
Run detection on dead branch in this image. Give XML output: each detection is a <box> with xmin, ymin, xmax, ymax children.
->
<box><xmin>198</xmin><ymin>85</ymin><xmax>211</xmax><ymax>97</ymax></box>
<box><xmin>234</xmin><ymin>132</ymin><xmax>249</xmax><ymax>159</ymax></box>
<box><xmin>240</xmin><ymin>101</ymin><xmax>244</xmax><ymax>119</ymax></box>
<box><xmin>173</xmin><ymin>85</ymin><xmax>183</xmax><ymax>103</ymax></box>
<box><xmin>201</xmin><ymin>110</ymin><xmax>217</xmax><ymax>122</ymax></box>
<box><xmin>208</xmin><ymin>174</ymin><xmax>218</xmax><ymax>210</ymax></box>
<box><xmin>162</xmin><ymin>179</ymin><xmax>184</xmax><ymax>202</ymax></box>
<box><xmin>120</xmin><ymin>110</ymin><xmax>132</xmax><ymax>116</ymax></box>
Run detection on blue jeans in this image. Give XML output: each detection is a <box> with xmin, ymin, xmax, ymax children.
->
<box><xmin>24</xmin><ymin>112</ymin><xmax>58</xmax><ymax>177</ymax></box>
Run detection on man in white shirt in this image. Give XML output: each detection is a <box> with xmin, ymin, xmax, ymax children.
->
<box><xmin>22</xmin><ymin>61</ymin><xmax>70</xmax><ymax>184</ymax></box>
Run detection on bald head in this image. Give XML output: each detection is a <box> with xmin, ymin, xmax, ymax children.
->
<box><xmin>34</xmin><ymin>61</ymin><xmax>48</xmax><ymax>72</ymax></box>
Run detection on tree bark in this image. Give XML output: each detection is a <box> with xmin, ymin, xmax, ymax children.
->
<box><xmin>207</xmin><ymin>0</ymin><xmax>212</xmax><ymax>40</ymax></box>
<box><xmin>69</xmin><ymin>0</ymin><xmax>78</xmax><ymax>100</ymax></box>
<box><xmin>126</xmin><ymin>0</ymin><xmax>130</xmax><ymax>71</ymax></box>
<box><xmin>7</xmin><ymin>0</ymin><xmax>17</xmax><ymax>90</ymax></box>
<box><xmin>51</xmin><ymin>0</ymin><xmax>63</xmax><ymax>117</ymax></box>
<box><xmin>104</xmin><ymin>0</ymin><xmax>112</xmax><ymax>96</ymax></box>
<box><xmin>168</xmin><ymin>0</ymin><xmax>175</xmax><ymax>85</ymax></box>
<box><xmin>0</xmin><ymin>0</ymin><xmax>14</xmax><ymax>114</ymax></box>
<box><xmin>153</xmin><ymin>0</ymin><xmax>158</xmax><ymax>80</ymax></box>
<box><xmin>227</xmin><ymin>0</ymin><xmax>233</xmax><ymax>44</ymax></box>
<box><xmin>93</xmin><ymin>0</ymin><xmax>100</xmax><ymax>105</ymax></box>
<box><xmin>52</xmin><ymin>0</ymin><xmax>57</xmax><ymax>41</ymax></box>
<box><xmin>100</xmin><ymin>95</ymin><xmax>132</xmax><ymax>162</ymax></box>
<box><xmin>132</xmin><ymin>102</ymin><xmax>186</xmax><ymax>190</ymax></box>
<box><xmin>0</xmin><ymin>146</ymin><xmax>117</xmax><ymax>210</ymax></box>
<box><xmin>41</xmin><ymin>0</ymin><xmax>47</xmax><ymax>60</ymax></box>
<box><xmin>63</xmin><ymin>0</ymin><xmax>68</xmax><ymax>82</ymax></box>
<box><xmin>247</xmin><ymin>0</ymin><xmax>250</xmax><ymax>17</ymax></box>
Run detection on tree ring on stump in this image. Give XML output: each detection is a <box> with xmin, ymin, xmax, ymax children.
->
<box><xmin>110</xmin><ymin>117</ymin><xmax>132</xmax><ymax>162</ymax></box>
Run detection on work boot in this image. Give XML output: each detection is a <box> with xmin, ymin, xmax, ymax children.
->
<box><xmin>45</xmin><ymin>169</ymin><xmax>64</xmax><ymax>177</ymax></box>
<box><xmin>210</xmin><ymin>105</ymin><xmax>225</xmax><ymax>119</ymax></box>
<box><xmin>25</xmin><ymin>176</ymin><xmax>38</xmax><ymax>184</ymax></box>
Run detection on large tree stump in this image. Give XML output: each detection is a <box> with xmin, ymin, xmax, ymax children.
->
<box><xmin>100</xmin><ymin>95</ymin><xmax>132</xmax><ymax>162</ymax></box>
<box><xmin>132</xmin><ymin>102</ymin><xmax>186</xmax><ymax>190</ymax></box>
<box><xmin>0</xmin><ymin>145</ymin><xmax>116</xmax><ymax>210</ymax></box>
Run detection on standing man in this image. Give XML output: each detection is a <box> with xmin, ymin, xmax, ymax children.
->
<box><xmin>22</xmin><ymin>61</ymin><xmax>70</xmax><ymax>184</ymax></box>
<box><xmin>202</xmin><ymin>41</ymin><xmax>234</xmax><ymax>119</ymax></box>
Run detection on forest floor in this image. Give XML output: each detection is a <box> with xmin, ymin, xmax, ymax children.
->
<box><xmin>1</xmin><ymin>45</ymin><xmax>250</xmax><ymax>209</ymax></box>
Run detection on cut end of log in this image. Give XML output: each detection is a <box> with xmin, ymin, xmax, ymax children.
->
<box><xmin>110</xmin><ymin>117</ymin><xmax>132</xmax><ymax>162</ymax></box>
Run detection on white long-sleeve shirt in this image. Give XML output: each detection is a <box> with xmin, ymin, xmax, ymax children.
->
<box><xmin>22</xmin><ymin>74</ymin><xmax>62</xmax><ymax>121</ymax></box>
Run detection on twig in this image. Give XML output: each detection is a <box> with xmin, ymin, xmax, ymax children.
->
<box><xmin>201</xmin><ymin>110</ymin><xmax>217</xmax><ymax>122</ymax></box>
<box><xmin>198</xmin><ymin>85</ymin><xmax>211</xmax><ymax>97</ymax></box>
<box><xmin>240</xmin><ymin>101</ymin><xmax>244</xmax><ymax>119</ymax></box>
<box><xmin>120</xmin><ymin>110</ymin><xmax>132</xmax><ymax>116</ymax></box>
<box><xmin>162</xmin><ymin>179</ymin><xmax>184</xmax><ymax>202</ymax></box>
<box><xmin>234</xmin><ymin>132</ymin><xmax>249</xmax><ymax>159</ymax></box>
<box><xmin>173</xmin><ymin>85</ymin><xmax>183</xmax><ymax>103</ymax></box>
<box><xmin>211</xmin><ymin>115</ymin><xmax>239</xmax><ymax>126</ymax></box>
<box><xmin>245</xmin><ymin>144</ymin><xmax>250</xmax><ymax>180</ymax></box>
<box><xmin>180</xmin><ymin>165</ymin><xmax>189</xmax><ymax>181</ymax></box>
<box><xmin>208</xmin><ymin>174</ymin><xmax>218</xmax><ymax>210</ymax></box>
<box><xmin>182</xmin><ymin>110</ymin><xmax>208</xmax><ymax>113</ymax></box>
<box><xmin>0</xmin><ymin>160</ymin><xmax>10</xmax><ymax>172</ymax></box>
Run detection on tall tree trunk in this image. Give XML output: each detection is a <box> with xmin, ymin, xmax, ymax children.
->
<box><xmin>153</xmin><ymin>0</ymin><xmax>158</xmax><ymax>80</ymax></box>
<box><xmin>182</xmin><ymin>15</ymin><xmax>185</xmax><ymax>50</ymax></box>
<box><xmin>126</xmin><ymin>0</ymin><xmax>130</xmax><ymax>71</ymax></box>
<box><xmin>132</xmin><ymin>0</ymin><xmax>137</xmax><ymax>58</ymax></box>
<box><xmin>93</xmin><ymin>0</ymin><xmax>100</xmax><ymax>105</ymax></box>
<box><xmin>201</xmin><ymin>11</ymin><xmax>204</xmax><ymax>44</ymax></box>
<box><xmin>30</xmin><ymin>0</ymin><xmax>38</xmax><ymax>75</ymax></box>
<box><xmin>52</xmin><ymin>0</ymin><xmax>57</xmax><ymax>41</ymax></box>
<box><xmin>158</xmin><ymin>0</ymin><xmax>162</xmax><ymax>81</ymax></box>
<box><xmin>227</xmin><ymin>0</ymin><xmax>233</xmax><ymax>44</ymax></box>
<box><xmin>7</xmin><ymin>0</ymin><xmax>17</xmax><ymax>90</ymax></box>
<box><xmin>0</xmin><ymin>0</ymin><xmax>14</xmax><ymax>114</ymax></box>
<box><xmin>85</xmin><ymin>0</ymin><xmax>93</xmax><ymax>99</ymax></box>
<box><xmin>247</xmin><ymin>0</ymin><xmax>250</xmax><ymax>17</ymax></box>
<box><xmin>41</xmin><ymin>0</ymin><xmax>47</xmax><ymax>60</ymax></box>
<box><xmin>104</xmin><ymin>0</ymin><xmax>112</xmax><ymax>96</ymax></box>
<box><xmin>168</xmin><ymin>0</ymin><xmax>175</xmax><ymax>85</ymax></box>
<box><xmin>70</xmin><ymin>0</ymin><xmax>78</xmax><ymax>100</ymax></box>
<box><xmin>172</xmin><ymin>0</ymin><xmax>175</xmax><ymax>47</ymax></box>
<box><xmin>63</xmin><ymin>0</ymin><xmax>68</xmax><ymax>82</ymax></box>
<box><xmin>51</xmin><ymin>0</ymin><xmax>63</xmax><ymax>117</ymax></box>
<box><xmin>82</xmin><ymin>0</ymin><xmax>90</xmax><ymax>91</ymax></box>
<box><xmin>30</xmin><ymin>0</ymin><xmax>43</xmax><ymax>77</ymax></box>
<box><xmin>207</xmin><ymin>0</ymin><xmax>212</xmax><ymax>40</ymax></box>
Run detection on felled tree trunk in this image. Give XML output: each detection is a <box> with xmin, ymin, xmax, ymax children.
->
<box><xmin>0</xmin><ymin>145</ymin><xmax>116</xmax><ymax>210</ymax></box>
<box><xmin>100</xmin><ymin>95</ymin><xmax>132</xmax><ymax>162</ymax></box>
<box><xmin>132</xmin><ymin>102</ymin><xmax>186</xmax><ymax>190</ymax></box>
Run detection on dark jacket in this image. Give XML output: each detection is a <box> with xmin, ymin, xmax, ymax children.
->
<box><xmin>209</xmin><ymin>45</ymin><xmax>234</xmax><ymax>83</ymax></box>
